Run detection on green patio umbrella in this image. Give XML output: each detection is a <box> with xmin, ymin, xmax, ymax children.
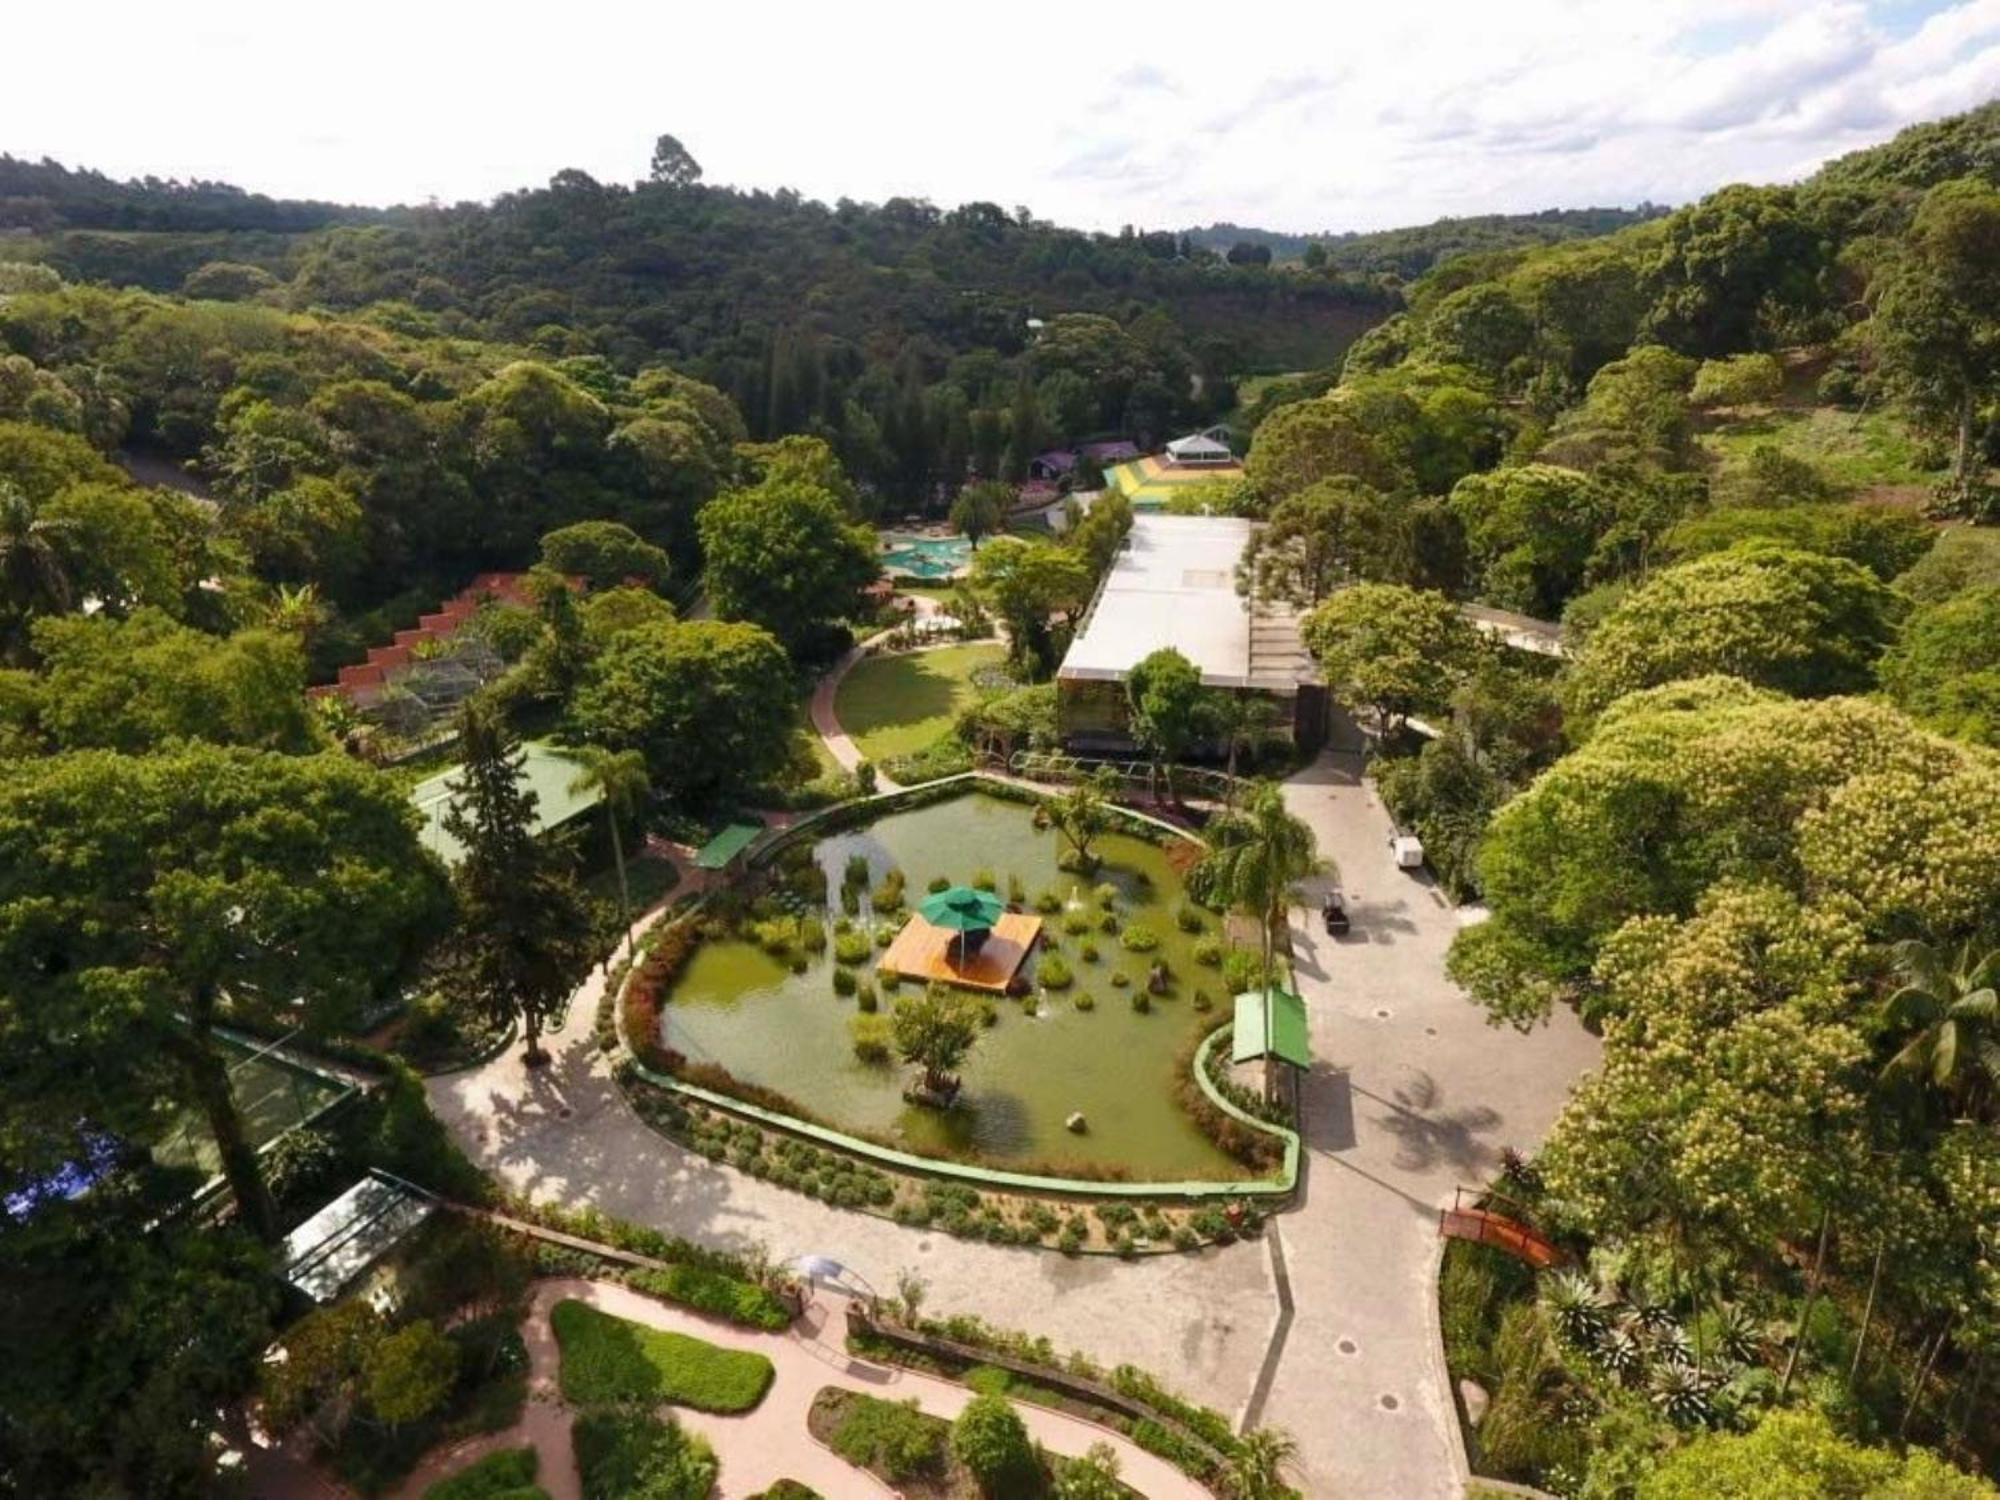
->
<box><xmin>917</xmin><ymin>885</ymin><xmax>1006</xmax><ymax>964</ymax></box>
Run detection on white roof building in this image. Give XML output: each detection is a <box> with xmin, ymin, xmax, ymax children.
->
<box><xmin>1163</xmin><ymin>431</ymin><xmax>1235</xmax><ymax>466</ymax></box>
<box><xmin>1057</xmin><ymin>515</ymin><xmax>1314</xmax><ymax>692</ymax></box>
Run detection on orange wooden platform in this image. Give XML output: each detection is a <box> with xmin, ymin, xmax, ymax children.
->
<box><xmin>878</xmin><ymin>912</ymin><xmax>1044</xmax><ymax>993</ymax></box>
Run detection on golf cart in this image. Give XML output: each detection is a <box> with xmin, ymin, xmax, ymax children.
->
<box><xmin>1321</xmin><ymin>890</ymin><xmax>1351</xmax><ymax>936</ymax></box>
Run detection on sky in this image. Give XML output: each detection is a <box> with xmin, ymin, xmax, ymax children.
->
<box><xmin>5</xmin><ymin>0</ymin><xmax>1998</xmax><ymax>235</ymax></box>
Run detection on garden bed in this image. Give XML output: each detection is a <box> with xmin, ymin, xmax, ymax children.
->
<box><xmin>551</xmin><ymin>1298</ymin><xmax>774</xmax><ymax>1413</ymax></box>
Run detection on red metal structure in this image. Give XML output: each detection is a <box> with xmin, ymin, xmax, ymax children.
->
<box><xmin>1438</xmin><ymin>1186</ymin><xmax>1569</xmax><ymax>1269</ymax></box>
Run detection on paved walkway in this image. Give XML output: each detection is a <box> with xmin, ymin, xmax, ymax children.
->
<box><xmin>400</xmin><ymin>1278</ymin><xmax>1206</xmax><ymax>1500</ymax></box>
<box><xmin>1263</xmin><ymin>752</ymin><xmax>1600</xmax><ymax>1497</ymax></box>
<box><xmin>426</xmin><ymin>750</ymin><xmax>1602</xmax><ymax>1499</ymax></box>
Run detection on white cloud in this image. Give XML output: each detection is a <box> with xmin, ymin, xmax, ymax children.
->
<box><xmin>0</xmin><ymin>0</ymin><xmax>1993</xmax><ymax>234</ymax></box>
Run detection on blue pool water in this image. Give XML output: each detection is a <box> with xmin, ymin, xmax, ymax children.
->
<box><xmin>880</xmin><ymin>533</ymin><xmax>972</xmax><ymax>580</ymax></box>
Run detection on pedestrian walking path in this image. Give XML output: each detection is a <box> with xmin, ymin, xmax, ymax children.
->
<box><xmin>425</xmin><ymin>749</ymin><xmax>1602</xmax><ymax>1499</ymax></box>
<box><xmin>398</xmin><ymin>1278</ymin><xmax>1207</xmax><ymax>1500</ymax></box>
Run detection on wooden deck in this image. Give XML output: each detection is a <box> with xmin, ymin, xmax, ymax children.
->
<box><xmin>879</xmin><ymin>912</ymin><xmax>1044</xmax><ymax>993</ymax></box>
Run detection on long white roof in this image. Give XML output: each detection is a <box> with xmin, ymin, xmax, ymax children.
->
<box><xmin>1058</xmin><ymin>515</ymin><xmax>1312</xmax><ymax>690</ymax></box>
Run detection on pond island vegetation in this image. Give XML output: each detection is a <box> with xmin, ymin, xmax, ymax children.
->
<box><xmin>1</xmin><ymin>96</ymin><xmax>1999</xmax><ymax>1498</ymax></box>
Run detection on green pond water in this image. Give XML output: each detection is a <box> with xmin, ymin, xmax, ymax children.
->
<box><xmin>659</xmin><ymin>793</ymin><xmax>1247</xmax><ymax>1180</ymax></box>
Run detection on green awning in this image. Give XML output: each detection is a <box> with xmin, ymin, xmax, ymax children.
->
<box><xmin>1232</xmin><ymin>987</ymin><xmax>1310</xmax><ymax>1069</ymax></box>
<box><xmin>694</xmin><ymin>822</ymin><xmax>763</xmax><ymax>870</ymax></box>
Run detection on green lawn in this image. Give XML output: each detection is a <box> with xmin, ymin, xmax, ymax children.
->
<box><xmin>551</xmin><ymin>1299</ymin><xmax>774</xmax><ymax>1413</ymax></box>
<box><xmin>1700</xmin><ymin>404</ymin><xmax>1941</xmax><ymax>494</ymax></box>
<box><xmin>424</xmin><ymin>1445</ymin><xmax>545</xmax><ymax>1500</ymax></box>
<box><xmin>834</xmin><ymin>643</ymin><xmax>1006</xmax><ymax>762</ymax></box>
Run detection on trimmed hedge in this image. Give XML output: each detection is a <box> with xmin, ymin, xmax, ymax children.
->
<box><xmin>551</xmin><ymin>1299</ymin><xmax>774</xmax><ymax>1413</ymax></box>
<box><xmin>628</xmin><ymin>1263</ymin><xmax>791</xmax><ymax>1332</ymax></box>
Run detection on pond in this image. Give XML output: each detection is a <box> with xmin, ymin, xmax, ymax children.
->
<box><xmin>658</xmin><ymin>792</ymin><xmax>1248</xmax><ymax>1181</ymax></box>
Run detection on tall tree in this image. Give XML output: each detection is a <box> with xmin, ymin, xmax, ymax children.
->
<box><xmin>1194</xmin><ymin>783</ymin><xmax>1320</xmax><ymax>989</ymax></box>
<box><xmin>1125</xmin><ymin>647</ymin><xmax>1211</xmax><ymax>803</ymax></box>
<box><xmin>0</xmin><ymin>478</ymin><xmax>76</xmax><ymax>663</ymax></box>
<box><xmin>1303</xmin><ymin>583</ymin><xmax>1480</xmax><ymax>734</ymax></box>
<box><xmin>1872</xmin><ymin>177</ymin><xmax>2000</xmax><ymax>515</ymax></box>
<box><xmin>570</xmin><ymin>746</ymin><xmax>651</xmax><ymax>959</ymax></box>
<box><xmin>0</xmin><ymin>747</ymin><xmax>446</xmax><ymax>1240</ymax></box>
<box><xmin>698</xmin><ymin>474</ymin><xmax>878</xmax><ymax>658</ymax></box>
<box><xmin>891</xmin><ymin>984</ymin><xmax>984</xmax><ymax>1099</ymax></box>
<box><xmin>647</xmin><ymin>133</ymin><xmax>703</xmax><ymax>188</ymax></box>
<box><xmin>445</xmin><ymin>699</ymin><xmax>593</xmax><ymax>1067</ymax></box>
<box><xmin>950</xmin><ymin>480</ymin><xmax>1009</xmax><ymax>549</ymax></box>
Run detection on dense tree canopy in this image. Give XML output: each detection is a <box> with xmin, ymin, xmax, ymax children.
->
<box><xmin>566</xmin><ymin>618</ymin><xmax>794</xmax><ymax>804</ymax></box>
<box><xmin>697</xmin><ymin>467</ymin><xmax>876</xmax><ymax>658</ymax></box>
<box><xmin>1562</xmin><ymin>545</ymin><xmax>1904</xmax><ymax>722</ymax></box>
<box><xmin>1304</xmin><ymin>583</ymin><xmax>1481</xmax><ymax>729</ymax></box>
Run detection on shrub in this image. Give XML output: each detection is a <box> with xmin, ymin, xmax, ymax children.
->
<box><xmin>798</xmin><ymin>922</ymin><xmax>827</xmax><ymax>954</ymax></box>
<box><xmin>855</xmin><ymin>980</ymin><xmax>879</xmax><ymax>1013</ymax></box>
<box><xmin>1038</xmin><ymin>954</ymin><xmax>1074</xmax><ymax>990</ymax></box>
<box><xmin>832</xmin><ymin>966</ymin><xmax>858</xmax><ymax>997</ymax></box>
<box><xmin>1061</xmin><ymin>911</ymin><xmax>1090</xmax><ymax>936</ymax></box>
<box><xmin>365</xmin><ymin>1319</ymin><xmax>458</xmax><ymax>1426</ymax></box>
<box><xmin>1221</xmin><ymin>949</ymin><xmax>1262</xmax><ymax>993</ymax></box>
<box><xmin>952</xmin><ymin>1394</ymin><xmax>1038</xmax><ymax>1494</ymax></box>
<box><xmin>1192</xmin><ymin>936</ymin><xmax>1222</xmax><ymax>967</ymax></box>
<box><xmin>1119</xmin><ymin>923</ymin><xmax>1160</xmax><ymax>953</ymax></box>
<box><xmin>1007</xmin><ymin>874</ymin><xmax>1026</xmax><ymax>904</ymax></box>
<box><xmin>1097</xmin><ymin>911</ymin><xmax>1119</xmax><ymax>935</ymax></box>
<box><xmin>834</xmin><ymin>931</ymin><xmax>872</xmax><ymax>965</ymax></box>
<box><xmin>1110</xmin><ymin>971</ymin><xmax>1131</xmax><ymax>989</ymax></box>
<box><xmin>1193</xmin><ymin>989</ymin><xmax>1213</xmax><ymax>1012</ymax></box>
<box><xmin>1093</xmin><ymin>882</ymin><xmax>1120</xmax><ymax>910</ymax></box>
<box><xmin>1034</xmin><ymin>889</ymin><xmax>1063</xmax><ymax>914</ymax></box>
<box><xmin>928</xmin><ymin>874</ymin><xmax>951</xmax><ymax>893</ymax></box>
<box><xmin>573</xmin><ymin>1407</ymin><xmax>716</xmax><ymax>1500</ymax></box>
<box><xmin>551</xmin><ymin>1299</ymin><xmax>774</xmax><ymax>1412</ymax></box>
<box><xmin>1079</xmin><ymin>939</ymin><xmax>1100</xmax><ymax>962</ymax></box>
<box><xmin>829</xmin><ymin>1394</ymin><xmax>946</xmax><ymax>1482</ymax></box>
<box><xmin>629</xmin><ymin>1265</ymin><xmax>791</xmax><ymax>1332</ymax></box>
<box><xmin>1130</xmin><ymin>991</ymin><xmax>1150</xmax><ymax>1013</ymax></box>
<box><xmin>872</xmin><ymin>868</ymin><xmax>907</xmax><ymax>912</ymax></box>
<box><xmin>1175</xmin><ymin>903</ymin><xmax>1205</xmax><ymax>934</ymax></box>
<box><xmin>423</xmin><ymin>1445</ymin><xmax>539</xmax><ymax>1500</ymax></box>
<box><xmin>850</xmin><ymin>1014</ymin><xmax>893</xmax><ymax>1064</ymax></box>
<box><xmin>874</xmin><ymin>925</ymin><xmax>894</xmax><ymax>949</ymax></box>
<box><xmin>973</xmin><ymin>868</ymin><xmax>997</xmax><ymax>891</ymax></box>
<box><xmin>844</xmin><ymin>854</ymin><xmax>872</xmax><ymax>888</ymax></box>
<box><xmin>1022</xmin><ymin>994</ymin><xmax>1040</xmax><ymax>1017</ymax></box>
<box><xmin>1073</xmin><ymin>992</ymin><xmax>1095</xmax><ymax>1012</ymax></box>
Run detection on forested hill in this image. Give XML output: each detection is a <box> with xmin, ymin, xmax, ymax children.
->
<box><xmin>1182</xmin><ymin>205</ymin><xmax>1669</xmax><ymax>276</ymax></box>
<box><xmin>1</xmin><ymin>152</ymin><xmax>1396</xmax><ymax>458</ymax></box>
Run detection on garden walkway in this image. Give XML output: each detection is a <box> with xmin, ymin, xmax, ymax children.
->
<box><xmin>1260</xmin><ymin>751</ymin><xmax>1601</xmax><ymax>1496</ymax></box>
<box><xmin>397</xmin><ymin>1277</ymin><xmax>1207</xmax><ymax>1500</ymax></box>
<box><xmin>426</xmin><ymin>750</ymin><xmax>1601</xmax><ymax>1499</ymax></box>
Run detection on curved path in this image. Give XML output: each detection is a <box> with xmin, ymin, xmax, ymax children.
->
<box><xmin>400</xmin><ymin>1278</ymin><xmax>1205</xmax><ymax>1500</ymax></box>
<box><xmin>427</xmin><ymin>750</ymin><xmax>1601</xmax><ymax>1498</ymax></box>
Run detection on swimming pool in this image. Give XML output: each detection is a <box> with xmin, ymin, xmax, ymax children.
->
<box><xmin>880</xmin><ymin>532</ymin><xmax>972</xmax><ymax>580</ymax></box>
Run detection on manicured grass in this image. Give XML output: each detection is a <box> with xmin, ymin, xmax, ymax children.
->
<box><xmin>835</xmin><ymin>643</ymin><xmax>1006</xmax><ymax>762</ymax></box>
<box><xmin>551</xmin><ymin>1298</ymin><xmax>774</xmax><ymax>1413</ymax></box>
<box><xmin>573</xmin><ymin>1407</ymin><xmax>717</xmax><ymax>1500</ymax></box>
<box><xmin>1700</xmin><ymin>404</ymin><xmax>1940</xmax><ymax>493</ymax></box>
<box><xmin>423</xmin><ymin>1445</ymin><xmax>545</xmax><ymax>1500</ymax></box>
<box><xmin>584</xmin><ymin>852</ymin><xmax>679</xmax><ymax>913</ymax></box>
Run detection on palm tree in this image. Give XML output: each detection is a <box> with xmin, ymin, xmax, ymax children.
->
<box><xmin>1196</xmin><ymin>782</ymin><xmax>1320</xmax><ymax>990</ymax></box>
<box><xmin>1881</xmin><ymin>938</ymin><xmax>2000</xmax><ymax>1110</ymax></box>
<box><xmin>264</xmin><ymin>581</ymin><xmax>326</xmax><ymax>644</ymax></box>
<box><xmin>569</xmin><ymin>747</ymin><xmax>652</xmax><ymax>960</ymax></box>
<box><xmin>1211</xmin><ymin>692</ymin><xmax>1282</xmax><ymax>789</ymax></box>
<box><xmin>0</xmin><ymin>480</ymin><xmax>77</xmax><ymax>662</ymax></box>
<box><xmin>1230</xmin><ymin>1426</ymin><xmax>1299</xmax><ymax>1500</ymax></box>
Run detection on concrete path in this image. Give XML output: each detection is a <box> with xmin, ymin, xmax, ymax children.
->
<box><xmin>807</xmin><ymin>639</ymin><xmax>886</xmax><ymax>784</ymax></box>
<box><xmin>425</xmin><ymin>926</ymin><xmax>1280</xmax><ymax>1449</ymax></box>
<box><xmin>425</xmin><ymin>751</ymin><xmax>1601</xmax><ymax>1499</ymax></box>
<box><xmin>1262</xmin><ymin>752</ymin><xmax>1601</xmax><ymax>1497</ymax></box>
<box><xmin>399</xmin><ymin>1277</ymin><xmax>1207</xmax><ymax>1500</ymax></box>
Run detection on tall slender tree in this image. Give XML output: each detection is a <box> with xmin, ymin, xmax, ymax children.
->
<box><xmin>1881</xmin><ymin>938</ymin><xmax>2000</xmax><ymax>1111</ymax></box>
<box><xmin>1195</xmin><ymin>783</ymin><xmax>1321</xmax><ymax>988</ymax></box>
<box><xmin>0</xmin><ymin>479</ymin><xmax>77</xmax><ymax>663</ymax></box>
<box><xmin>445</xmin><ymin>698</ymin><xmax>593</xmax><ymax>1066</ymax></box>
<box><xmin>569</xmin><ymin>746</ymin><xmax>650</xmax><ymax>960</ymax></box>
